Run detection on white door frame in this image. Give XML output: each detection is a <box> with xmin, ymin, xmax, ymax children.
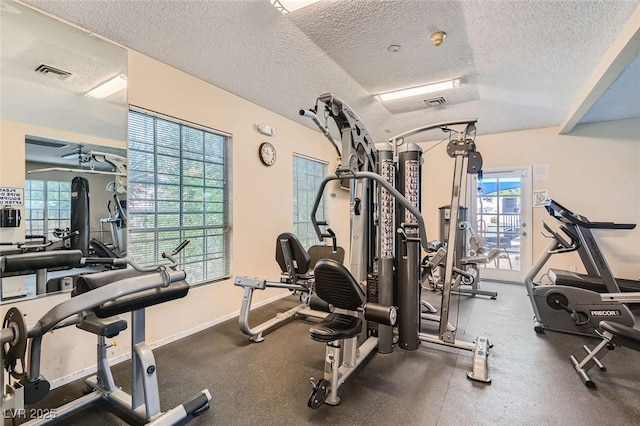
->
<box><xmin>468</xmin><ymin>166</ymin><xmax>532</xmax><ymax>283</ymax></box>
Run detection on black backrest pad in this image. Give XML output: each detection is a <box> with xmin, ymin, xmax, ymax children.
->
<box><xmin>308</xmin><ymin>245</ymin><xmax>345</xmax><ymax>270</ymax></box>
<box><xmin>275</xmin><ymin>232</ymin><xmax>311</xmax><ymax>274</ymax></box>
<box><xmin>74</xmin><ymin>268</ymin><xmax>190</xmax><ymax>318</ymax></box>
<box><xmin>313</xmin><ymin>259</ymin><xmax>365</xmax><ymax>311</ymax></box>
<box><xmin>2</xmin><ymin>250</ymin><xmax>83</xmax><ymax>273</ymax></box>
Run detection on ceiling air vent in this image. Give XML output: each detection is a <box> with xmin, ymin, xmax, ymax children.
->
<box><xmin>34</xmin><ymin>64</ymin><xmax>72</xmax><ymax>80</ymax></box>
<box><xmin>421</xmin><ymin>96</ymin><xmax>446</xmax><ymax>108</ymax></box>
<box><xmin>26</xmin><ymin>139</ymin><xmax>68</xmax><ymax>149</ymax></box>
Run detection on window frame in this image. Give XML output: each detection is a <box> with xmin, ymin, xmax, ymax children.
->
<box><xmin>127</xmin><ymin>106</ymin><xmax>232</xmax><ymax>286</ymax></box>
<box><xmin>24</xmin><ymin>179</ymin><xmax>72</xmax><ymax>238</ymax></box>
<box><xmin>293</xmin><ymin>154</ymin><xmax>328</xmax><ymax>249</ymax></box>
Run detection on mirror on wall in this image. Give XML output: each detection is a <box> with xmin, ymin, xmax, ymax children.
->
<box><xmin>0</xmin><ymin>0</ymin><xmax>128</xmax><ymax>302</ymax></box>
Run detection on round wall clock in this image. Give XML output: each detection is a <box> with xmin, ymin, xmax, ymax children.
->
<box><xmin>259</xmin><ymin>142</ymin><xmax>276</xmax><ymax>166</ymax></box>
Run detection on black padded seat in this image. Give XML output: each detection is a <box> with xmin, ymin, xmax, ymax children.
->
<box><xmin>78</xmin><ymin>312</ymin><xmax>127</xmax><ymax>338</ymax></box>
<box><xmin>309</xmin><ymin>313</ymin><xmax>362</xmax><ymax>343</ymax></box>
<box><xmin>461</xmin><ymin>248</ymin><xmax>500</xmax><ymax>265</ymax></box>
<box><xmin>599</xmin><ymin>321</ymin><xmax>640</xmax><ymax>352</ymax></box>
<box><xmin>275</xmin><ymin>232</ymin><xmax>311</xmax><ymax>276</ymax></box>
<box><xmin>309</xmin><ymin>259</ymin><xmax>366</xmax><ymax>342</ymax></box>
<box><xmin>313</xmin><ymin>259</ymin><xmax>366</xmax><ymax>311</ymax></box>
<box><xmin>308</xmin><ymin>245</ymin><xmax>345</xmax><ymax>270</ymax></box>
<box><xmin>73</xmin><ymin>268</ymin><xmax>189</xmax><ymax>318</ymax></box>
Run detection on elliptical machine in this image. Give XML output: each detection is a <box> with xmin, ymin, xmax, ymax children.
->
<box><xmin>524</xmin><ymin>200</ymin><xmax>635</xmax><ymax>337</ymax></box>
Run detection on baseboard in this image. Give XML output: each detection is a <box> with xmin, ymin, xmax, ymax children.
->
<box><xmin>50</xmin><ymin>291</ymin><xmax>289</xmax><ymax>389</ymax></box>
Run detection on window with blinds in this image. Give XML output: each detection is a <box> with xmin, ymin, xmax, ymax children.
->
<box><xmin>128</xmin><ymin>108</ymin><xmax>231</xmax><ymax>285</ymax></box>
<box><xmin>24</xmin><ymin>179</ymin><xmax>71</xmax><ymax>237</ymax></box>
<box><xmin>293</xmin><ymin>155</ymin><xmax>327</xmax><ymax>249</ymax></box>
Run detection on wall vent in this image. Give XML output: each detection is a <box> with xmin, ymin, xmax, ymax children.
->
<box><xmin>421</xmin><ymin>96</ymin><xmax>446</xmax><ymax>107</ymax></box>
<box><xmin>34</xmin><ymin>64</ymin><xmax>72</xmax><ymax>80</ymax></box>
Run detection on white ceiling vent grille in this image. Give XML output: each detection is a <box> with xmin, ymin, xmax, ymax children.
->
<box><xmin>34</xmin><ymin>64</ymin><xmax>72</xmax><ymax>80</ymax></box>
<box><xmin>421</xmin><ymin>96</ymin><xmax>446</xmax><ymax>107</ymax></box>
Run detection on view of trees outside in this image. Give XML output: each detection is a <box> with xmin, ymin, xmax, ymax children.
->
<box><xmin>24</xmin><ymin>179</ymin><xmax>71</xmax><ymax>238</ymax></box>
<box><xmin>293</xmin><ymin>155</ymin><xmax>326</xmax><ymax>249</ymax></box>
<box><xmin>128</xmin><ymin>110</ymin><xmax>230</xmax><ymax>284</ymax></box>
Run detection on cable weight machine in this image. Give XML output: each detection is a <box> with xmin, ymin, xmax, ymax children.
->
<box><xmin>301</xmin><ymin>94</ymin><xmax>490</xmax><ymax>404</ymax></box>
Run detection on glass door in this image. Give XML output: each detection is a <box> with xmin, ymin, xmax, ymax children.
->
<box><xmin>469</xmin><ymin>168</ymin><xmax>531</xmax><ymax>282</ymax></box>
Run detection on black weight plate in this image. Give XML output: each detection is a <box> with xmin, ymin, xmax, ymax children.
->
<box><xmin>2</xmin><ymin>307</ymin><xmax>28</xmax><ymax>378</ymax></box>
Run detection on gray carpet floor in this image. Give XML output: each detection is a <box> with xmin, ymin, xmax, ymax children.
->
<box><xmin>7</xmin><ymin>280</ymin><xmax>640</xmax><ymax>425</ymax></box>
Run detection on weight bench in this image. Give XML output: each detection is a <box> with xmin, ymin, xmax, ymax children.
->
<box><xmin>570</xmin><ymin>320</ymin><xmax>640</xmax><ymax>388</ymax></box>
<box><xmin>1</xmin><ymin>250</ymin><xmax>83</xmax><ymax>296</ymax></box>
<box><xmin>6</xmin><ymin>268</ymin><xmax>212</xmax><ymax>425</ymax></box>
<box><xmin>421</xmin><ymin>245</ymin><xmax>499</xmax><ymax>299</ymax></box>
<box><xmin>235</xmin><ymin>232</ymin><xmax>344</xmax><ymax>342</ymax></box>
<box><xmin>67</xmin><ymin>268</ymin><xmax>211</xmax><ymax>425</ymax></box>
<box><xmin>458</xmin><ymin>247</ymin><xmax>499</xmax><ymax>298</ymax></box>
<box><xmin>307</xmin><ymin>259</ymin><xmax>396</xmax><ymax>408</ymax></box>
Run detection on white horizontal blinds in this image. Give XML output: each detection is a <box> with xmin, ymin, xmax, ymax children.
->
<box><xmin>293</xmin><ymin>155</ymin><xmax>327</xmax><ymax>249</ymax></box>
<box><xmin>24</xmin><ymin>179</ymin><xmax>71</xmax><ymax>238</ymax></box>
<box><xmin>128</xmin><ymin>109</ymin><xmax>231</xmax><ymax>285</ymax></box>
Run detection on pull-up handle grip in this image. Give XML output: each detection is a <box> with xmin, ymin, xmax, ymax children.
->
<box><xmin>169</xmin><ymin>239</ymin><xmax>190</xmax><ymax>257</ymax></box>
<box><xmin>397</xmin><ymin>226</ymin><xmax>420</xmax><ymax>244</ymax></box>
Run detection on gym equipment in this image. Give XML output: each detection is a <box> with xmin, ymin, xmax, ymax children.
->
<box><xmin>570</xmin><ymin>292</ymin><xmax>640</xmax><ymax>388</ymax></box>
<box><xmin>524</xmin><ymin>217</ymin><xmax>635</xmax><ymax>337</ymax></box>
<box><xmin>89</xmin><ymin>151</ymin><xmax>129</xmax><ymax>259</ymax></box>
<box><xmin>307</xmin><ymin>259</ymin><xmax>396</xmax><ymax>407</ymax></box>
<box><xmin>234</xmin><ymin>232</ymin><xmax>344</xmax><ymax>342</ymax></box>
<box><xmin>0</xmin><ymin>232</ymin><xmax>79</xmax><ymax>297</ymax></box>
<box><xmin>424</xmin><ymin>208</ymin><xmax>499</xmax><ymax>299</ymax></box>
<box><xmin>1</xmin><ymin>242</ymin><xmax>211</xmax><ymax>425</ymax></box>
<box><xmin>92</xmin><ymin>192</ymin><xmax>127</xmax><ymax>259</ymax></box>
<box><xmin>301</xmin><ymin>93</ymin><xmax>490</xmax><ymax>408</ymax></box>
<box><xmin>457</xmin><ymin>221</ymin><xmax>499</xmax><ymax>296</ymax></box>
<box><xmin>70</xmin><ymin>176</ymin><xmax>90</xmax><ymax>256</ymax></box>
<box><xmin>543</xmin><ymin>199</ymin><xmax>639</xmax><ymax>293</ymax></box>
<box><xmin>390</xmin><ymin>121</ymin><xmax>490</xmax><ymax>383</ymax></box>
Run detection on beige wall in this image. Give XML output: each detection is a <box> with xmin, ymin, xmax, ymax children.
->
<box><xmin>419</xmin><ymin>119</ymin><xmax>640</xmax><ymax>280</ymax></box>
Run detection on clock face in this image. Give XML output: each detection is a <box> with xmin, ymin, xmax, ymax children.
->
<box><xmin>259</xmin><ymin>142</ymin><xmax>276</xmax><ymax>166</ymax></box>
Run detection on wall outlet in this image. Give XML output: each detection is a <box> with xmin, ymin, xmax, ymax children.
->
<box><xmin>568</xmin><ymin>265</ymin><xmax>578</xmax><ymax>272</ymax></box>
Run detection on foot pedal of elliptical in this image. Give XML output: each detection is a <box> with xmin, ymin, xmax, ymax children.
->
<box><xmin>467</xmin><ymin>336</ymin><xmax>492</xmax><ymax>384</ymax></box>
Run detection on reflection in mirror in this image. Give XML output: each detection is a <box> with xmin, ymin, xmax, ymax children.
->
<box><xmin>0</xmin><ymin>0</ymin><xmax>128</xmax><ymax>303</ymax></box>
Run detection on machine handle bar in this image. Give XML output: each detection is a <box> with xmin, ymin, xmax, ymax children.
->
<box><xmin>542</xmin><ymin>222</ymin><xmax>578</xmax><ymax>254</ymax></box>
<box><xmin>299</xmin><ymin>109</ymin><xmax>342</xmax><ymax>158</ymax></box>
<box><xmin>311</xmin><ymin>172</ymin><xmax>429</xmax><ymax>251</ymax></box>
<box><xmin>83</xmin><ymin>240</ymin><xmax>189</xmax><ymax>272</ymax></box>
<box><xmin>545</xmin><ymin>199</ymin><xmax>636</xmax><ymax>230</ymax></box>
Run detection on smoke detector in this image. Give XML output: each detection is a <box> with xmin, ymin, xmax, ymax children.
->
<box><xmin>430</xmin><ymin>31</ymin><xmax>446</xmax><ymax>47</ymax></box>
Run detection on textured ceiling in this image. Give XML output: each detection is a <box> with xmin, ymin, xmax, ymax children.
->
<box><xmin>19</xmin><ymin>0</ymin><xmax>640</xmax><ymax>142</ymax></box>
